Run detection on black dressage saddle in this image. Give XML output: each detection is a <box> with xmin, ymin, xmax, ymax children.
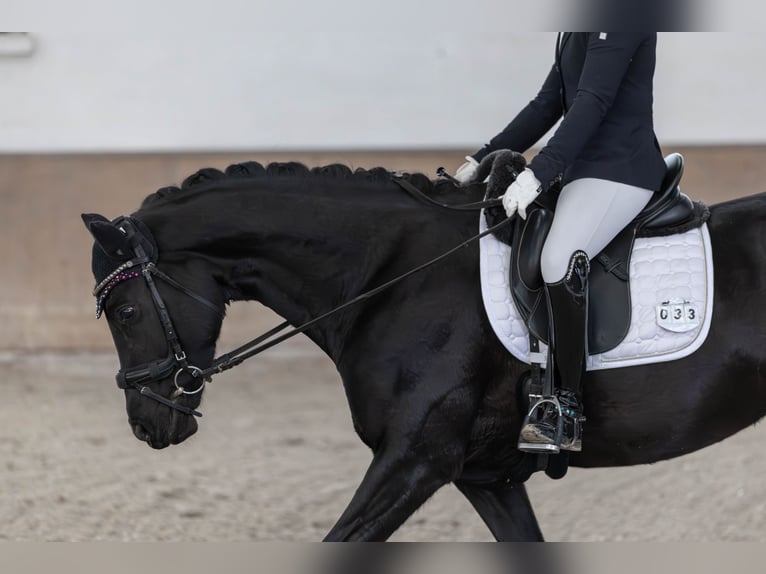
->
<box><xmin>481</xmin><ymin>151</ymin><xmax>709</xmax><ymax>355</ymax></box>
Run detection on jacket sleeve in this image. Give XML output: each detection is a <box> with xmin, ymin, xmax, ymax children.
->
<box><xmin>473</xmin><ymin>63</ymin><xmax>563</xmax><ymax>163</ymax></box>
<box><xmin>528</xmin><ymin>33</ymin><xmax>645</xmax><ymax>191</ymax></box>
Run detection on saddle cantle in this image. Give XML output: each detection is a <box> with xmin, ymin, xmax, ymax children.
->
<box><xmin>494</xmin><ymin>153</ymin><xmax>710</xmax><ymax>355</ymax></box>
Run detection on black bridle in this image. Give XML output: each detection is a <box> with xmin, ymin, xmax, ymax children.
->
<box><xmin>93</xmin><ymin>173</ymin><xmax>512</xmax><ymax>418</ymax></box>
<box><xmin>93</xmin><ymin>228</ymin><xmax>222</xmax><ymax>418</ymax></box>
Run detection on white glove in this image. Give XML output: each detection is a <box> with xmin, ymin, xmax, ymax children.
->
<box><xmin>454</xmin><ymin>156</ymin><xmax>479</xmax><ymax>184</ymax></box>
<box><xmin>502</xmin><ymin>168</ymin><xmax>542</xmax><ymax>219</ymax></box>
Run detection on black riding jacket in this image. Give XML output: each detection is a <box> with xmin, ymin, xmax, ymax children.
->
<box><xmin>474</xmin><ymin>32</ymin><xmax>666</xmax><ymax>193</ymax></box>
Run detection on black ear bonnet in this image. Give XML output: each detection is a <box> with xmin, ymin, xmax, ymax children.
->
<box><xmin>90</xmin><ymin>216</ymin><xmax>158</xmax><ymax>286</ymax></box>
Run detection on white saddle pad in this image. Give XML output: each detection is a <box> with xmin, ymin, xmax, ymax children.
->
<box><xmin>479</xmin><ymin>213</ymin><xmax>714</xmax><ymax>371</ymax></box>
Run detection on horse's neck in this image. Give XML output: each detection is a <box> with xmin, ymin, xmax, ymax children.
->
<box><xmin>142</xmin><ymin>183</ymin><xmax>435</xmax><ymax>357</ymax></box>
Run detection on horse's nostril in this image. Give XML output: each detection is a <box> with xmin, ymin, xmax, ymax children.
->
<box><xmin>133</xmin><ymin>423</ymin><xmax>151</xmax><ymax>443</ymax></box>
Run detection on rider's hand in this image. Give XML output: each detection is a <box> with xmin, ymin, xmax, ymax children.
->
<box><xmin>502</xmin><ymin>168</ymin><xmax>542</xmax><ymax>219</ymax></box>
<box><xmin>455</xmin><ymin>156</ymin><xmax>479</xmax><ymax>185</ymax></box>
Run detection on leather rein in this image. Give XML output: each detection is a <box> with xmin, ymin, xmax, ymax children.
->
<box><xmin>95</xmin><ymin>173</ymin><xmax>510</xmax><ymax>418</ymax></box>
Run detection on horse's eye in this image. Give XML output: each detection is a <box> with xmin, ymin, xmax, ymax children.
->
<box><xmin>118</xmin><ymin>306</ymin><xmax>136</xmax><ymax>321</ymax></box>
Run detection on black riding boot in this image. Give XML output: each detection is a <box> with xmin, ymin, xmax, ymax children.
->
<box><xmin>518</xmin><ymin>251</ymin><xmax>588</xmax><ymax>453</ymax></box>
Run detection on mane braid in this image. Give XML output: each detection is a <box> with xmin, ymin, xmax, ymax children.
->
<box><xmin>139</xmin><ymin>161</ymin><xmax>457</xmax><ymax>209</ymax></box>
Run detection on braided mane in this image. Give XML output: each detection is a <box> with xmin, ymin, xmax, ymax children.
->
<box><xmin>140</xmin><ymin>161</ymin><xmax>457</xmax><ymax>209</ymax></box>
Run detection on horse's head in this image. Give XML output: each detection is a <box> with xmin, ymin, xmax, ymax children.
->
<box><xmin>82</xmin><ymin>213</ymin><xmax>225</xmax><ymax>449</ymax></box>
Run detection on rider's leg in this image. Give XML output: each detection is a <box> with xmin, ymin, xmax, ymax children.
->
<box><xmin>519</xmin><ymin>178</ymin><xmax>654</xmax><ymax>452</ymax></box>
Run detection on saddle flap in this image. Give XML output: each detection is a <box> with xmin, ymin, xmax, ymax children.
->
<box><xmin>507</xmin><ymin>207</ymin><xmax>638</xmax><ymax>355</ymax></box>
<box><xmin>587</xmin><ymin>224</ymin><xmax>636</xmax><ymax>354</ymax></box>
<box><xmin>516</xmin><ymin>208</ymin><xmax>552</xmax><ymax>292</ymax></box>
<box><xmin>510</xmin><ymin>206</ymin><xmax>552</xmax><ymax>342</ymax></box>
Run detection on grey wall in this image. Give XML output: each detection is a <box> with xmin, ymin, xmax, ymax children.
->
<box><xmin>2</xmin><ymin>3</ymin><xmax>764</xmax><ymax>151</ymax></box>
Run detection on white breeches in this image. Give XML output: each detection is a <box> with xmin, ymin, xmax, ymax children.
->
<box><xmin>540</xmin><ymin>178</ymin><xmax>655</xmax><ymax>283</ymax></box>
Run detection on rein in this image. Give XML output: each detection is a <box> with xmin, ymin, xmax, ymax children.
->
<box><xmin>196</xmin><ymin>212</ymin><xmax>512</xmax><ymax>381</ymax></box>
<box><xmin>96</xmin><ymin>174</ymin><xmax>512</xmax><ymax>417</ymax></box>
<box><xmin>391</xmin><ymin>172</ymin><xmax>503</xmax><ymax>211</ymax></box>
<box><xmin>195</xmin><ymin>175</ymin><xmax>507</xmax><ymax>379</ymax></box>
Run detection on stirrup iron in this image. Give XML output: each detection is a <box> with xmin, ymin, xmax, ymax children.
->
<box><xmin>517</xmin><ymin>394</ymin><xmax>564</xmax><ymax>453</ymax></box>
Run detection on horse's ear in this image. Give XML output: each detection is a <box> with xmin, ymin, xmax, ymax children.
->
<box><xmin>81</xmin><ymin>213</ymin><xmax>110</xmax><ymax>228</ymax></box>
<box><xmin>81</xmin><ymin>213</ymin><xmax>132</xmax><ymax>259</ymax></box>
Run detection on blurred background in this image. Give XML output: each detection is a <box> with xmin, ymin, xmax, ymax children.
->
<box><xmin>1</xmin><ymin>2</ymin><xmax>766</xmax><ymax>545</ymax></box>
<box><xmin>1</xmin><ymin>19</ymin><xmax>765</xmax><ymax>350</ymax></box>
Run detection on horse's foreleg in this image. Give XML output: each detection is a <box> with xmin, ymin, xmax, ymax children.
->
<box><xmin>323</xmin><ymin>450</ymin><xmax>458</xmax><ymax>541</ymax></box>
<box><xmin>455</xmin><ymin>481</ymin><xmax>544</xmax><ymax>541</ymax></box>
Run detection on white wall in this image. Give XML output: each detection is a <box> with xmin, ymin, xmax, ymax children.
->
<box><xmin>1</xmin><ymin>2</ymin><xmax>764</xmax><ymax>152</ymax></box>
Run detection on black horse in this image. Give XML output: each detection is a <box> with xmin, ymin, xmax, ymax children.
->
<box><xmin>83</xmin><ymin>159</ymin><xmax>766</xmax><ymax>541</ymax></box>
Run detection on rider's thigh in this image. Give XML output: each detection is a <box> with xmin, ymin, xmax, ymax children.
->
<box><xmin>541</xmin><ymin>178</ymin><xmax>653</xmax><ymax>283</ymax></box>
